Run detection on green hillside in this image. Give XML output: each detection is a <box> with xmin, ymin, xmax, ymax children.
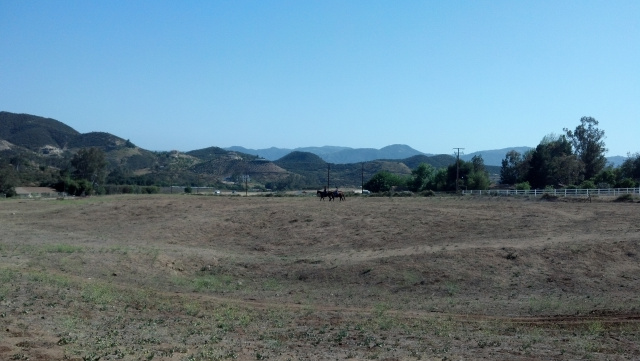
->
<box><xmin>400</xmin><ymin>154</ymin><xmax>456</xmax><ymax>169</ymax></box>
<box><xmin>274</xmin><ymin>151</ymin><xmax>415</xmax><ymax>188</ymax></box>
<box><xmin>187</xmin><ymin>146</ymin><xmax>247</xmax><ymax>161</ymax></box>
<box><xmin>0</xmin><ymin>111</ymin><xmax>80</xmax><ymax>150</ymax></box>
<box><xmin>68</xmin><ymin>132</ymin><xmax>126</xmax><ymax>150</ymax></box>
<box><xmin>0</xmin><ymin>111</ymin><xmax>475</xmax><ymax>193</ymax></box>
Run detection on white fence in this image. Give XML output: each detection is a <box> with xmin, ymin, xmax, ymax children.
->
<box><xmin>462</xmin><ymin>188</ymin><xmax>640</xmax><ymax>197</ymax></box>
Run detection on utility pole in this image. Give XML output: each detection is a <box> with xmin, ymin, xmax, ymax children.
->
<box><xmin>453</xmin><ymin>148</ymin><xmax>464</xmax><ymax>193</ymax></box>
<box><xmin>361</xmin><ymin>163</ymin><xmax>364</xmax><ymax>193</ymax></box>
<box><xmin>327</xmin><ymin>164</ymin><xmax>331</xmax><ymax>190</ymax></box>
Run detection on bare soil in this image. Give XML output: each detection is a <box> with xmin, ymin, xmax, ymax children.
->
<box><xmin>1</xmin><ymin>194</ymin><xmax>639</xmax><ymax>360</ymax></box>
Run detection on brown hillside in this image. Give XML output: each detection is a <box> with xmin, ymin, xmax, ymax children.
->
<box><xmin>192</xmin><ymin>158</ymin><xmax>288</xmax><ymax>181</ymax></box>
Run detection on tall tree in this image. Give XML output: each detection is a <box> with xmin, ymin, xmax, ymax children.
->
<box><xmin>442</xmin><ymin>156</ymin><xmax>490</xmax><ymax>191</ymax></box>
<box><xmin>620</xmin><ymin>153</ymin><xmax>640</xmax><ymax>182</ymax></box>
<box><xmin>364</xmin><ymin>171</ymin><xmax>406</xmax><ymax>193</ymax></box>
<box><xmin>564</xmin><ymin>116</ymin><xmax>607</xmax><ymax>180</ymax></box>
<box><xmin>471</xmin><ymin>155</ymin><xmax>485</xmax><ymax>173</ymax></box>
<box><xmin>407</xmin><ymin>163</ymin><xmax>435</xmax><ymax>192</ymax></box>
<box><xmin>71</xmin><ymin>148</ymin><xmax>108</xmax><ymax>186</ymax></box>
<box><xmin>527</xmin><ymin>134</ymin><xmax>582</xmax><ymax>189</ymax></box>
<box><xmin>500</xmin><ymin>150</ymin><xmax>522</xmax><ymax>184</ymax></box>
<box><xmin>0</xmin><ymin>162</ymin><xmax>18</xmax><ymax>196</ymax></box>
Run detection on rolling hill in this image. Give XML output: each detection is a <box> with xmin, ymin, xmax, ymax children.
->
<box><xmin>225</xmin><ymin>144</ymin><xmax>428</xmax><ymax>164</ymax></box>
<box><xmin>0</xmin><ymin>111</ymin><xmax>79</xmax><ymax>151</ymax></box>
<box><xmin>4</xmin><ymin>110</ymin><xmax>627</xmax><ymax>191</ymax></box>
<box><xmin>0</xmin><ymin>111</ymin><xmax>517</xmax><ymax>190</ymax></box>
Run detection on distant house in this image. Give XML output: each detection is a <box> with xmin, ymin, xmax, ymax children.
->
<box><xmin>14</xmin><ymin>187</ymin><xmax>60</xmax><ymax>198</ymax></box>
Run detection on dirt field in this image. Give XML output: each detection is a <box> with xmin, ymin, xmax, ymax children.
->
<box><xmin>1</xmin><ymin>193</ymin><xmax>639</xmax><ymax>360</ymax></box>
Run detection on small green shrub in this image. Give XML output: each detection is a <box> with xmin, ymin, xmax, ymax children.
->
<box><xmin>579</xmin><ymin>180</ymin><xmax>597</xmax><ymax>189</ymax></box>
<box><xmin>142</xmin><ymin>186</ymin><xmax>159</xmax><ymax>194</ymax></box>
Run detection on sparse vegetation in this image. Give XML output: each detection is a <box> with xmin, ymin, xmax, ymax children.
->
<box><xmin>1</xmin><ymin>195</ymin><xmax>639</xmax><ymax>359</ymax></box>
<box><xmin>614</xmin><ymin>193</ymin><xmax>636</xmax><ymax>202</ymax></box>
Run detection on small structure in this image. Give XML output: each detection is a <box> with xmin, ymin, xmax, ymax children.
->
<box><xmin>14</xmin><ymin>187</ymin><xmax>61</xmax><ymax>199</ymax></box>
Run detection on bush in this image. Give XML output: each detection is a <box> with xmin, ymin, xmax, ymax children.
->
<box><xmin>579</xmin><ymin>180</ymin><xmax>597</xmax><ymax>189</ymax></box>
<box><xmin>142</xmin><ymin>186</ymin><xmax>159</xmax><ymax>194</ymax></box>
<box><xmin>55</xmin><ymin>178</ymin><xmax>91</xmax><ymax>196</ymax></box>
<box><xmin>364</xmin><ymin>171</ymin><xmax>407</xmax><ymax>193</ymax></box>
<box><xmin>419</xmin><ymin>190</ymin><xmax>436</xmax><ymax>197</ymax></box>
<box><xmin>540</xmin><ymin>193</ymin><xmax>558</xmax><ymax>201</ymax></box>
<box><xmin>515</xmin><ymin>181</ymin><xmax>531</xmax><ymax>190</ymax></box>
<box><xmin>184</xmin><ymin>186</ymin><xmax>192</xmax><ymax>194</ymax></box>
<box><xmin>1</xmin><ymin>186</ymin><xmax>16</xmax><ymax>198</ymax></box>
<box><xmin>614</xmin><ymin>194</ymin><xmax>636</xmax><ymax>202</ymax></box>
<box><xmin>617</xmin><ymin>178</ymin><xmax>637</xmax><ymax>188</ymax></box>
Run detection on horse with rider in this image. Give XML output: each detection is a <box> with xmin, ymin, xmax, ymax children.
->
<box><xmin>317</xmin><ymin>186</ymin><xmax>345</xmax><ymax>201</ymax></box>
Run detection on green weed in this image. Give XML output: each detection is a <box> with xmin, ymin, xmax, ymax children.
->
<box><xmin>192</xmin><ymin>275</ymin><xmax>237</xmax><ymax>292</ymax></box>
<box><xmin>587</xmin><ymin>321</ymin><xmax>605</xmax><ymax>335</ymax></box>
<box><xmin>445</xmin><ymin>281</ymin><xmax>459</xmax><ymax>296</ymax></box>
<box><xmin>263</xmin><ymin>278</ymin><xmax>281</xmax><ymax>291</ymax></box>
<box><xmin>28</xmin><ymin>271</ymin><xmax>73</xmax><ymax>287</ymax></box>
<box><xmin>81</xmin><ymin>282</ymin><xmax>119</xmax><ymax>305</ymax></box>
<box><xmin>528</xmin><ymin>296</ymin><xmax>562</xmax><ymax>314</ymax></box>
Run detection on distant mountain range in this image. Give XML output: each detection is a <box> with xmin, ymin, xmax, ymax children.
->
<box><xmin>0</xmin><ymin>111</ymin><xmax>457</xmax><ymax>188</ymax></box>
<box><xmin>460</xmin><ymin>147</ymin><xmax>533</xmax><ymax>167</ymax></box>
<box><xmin>227</xmin><ymin>145</ymin><xmax>625</xmax><ymax>167</ymax></box>
<box><xmin>0</xmin><ymin>111</ymin><xmax>627</xmax><ymax>190</ymax></box>
<box><xmin>225</xmin><ymin>144</ymin><xmax>429</xmax><ymax>164</ymax></box>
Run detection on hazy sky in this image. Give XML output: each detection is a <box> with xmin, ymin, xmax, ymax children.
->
<box><xmin>1</xmin><ymin>1</ymin><xmax>638</xmax><ymax>156</ymax></box>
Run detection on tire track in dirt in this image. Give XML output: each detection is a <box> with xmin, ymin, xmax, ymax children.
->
<box><xmin>29</xmin><ymin>266</ymin><xmax>638</xmax><ymax>329</ymax></box>
<box><xmin>173</xmin><ymin>289</ymin><xmax>640</xmax><ymax>327</ymax></box>
<box><xmin>312</xmin><ymin>234</ymin><xmax>622</xmax><ymax>264</ymax></box>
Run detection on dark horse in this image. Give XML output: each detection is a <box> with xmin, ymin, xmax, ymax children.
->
<box><xmin>316</xmin><ymin>190</ymin><xmax>329</xmax><ymax>200</ymax></box>
<box><xmin>329</xmin><ymin>191</ymin><xmax>345</xmax><ymax>201</ymax></box>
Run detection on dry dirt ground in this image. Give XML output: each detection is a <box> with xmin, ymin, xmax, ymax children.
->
<box><xmin>1</xmin><ymin>193</ymin><xmax>639</xmax><ymax>360</ymax></box>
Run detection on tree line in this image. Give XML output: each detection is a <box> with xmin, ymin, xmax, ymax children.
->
<box><xmin>363</xmin><ymin>116</ymin><xmax>640</xmax><ymax>194</ymax></box>
<box><xmin>364</xmin><ymin>155</ymin><xmax>491</xmax><ymax>193</ymax></box>
<box><xmin>500</xmin><ymin>117</ymin><xmax>639</xmax><ymax>190</ymax></box>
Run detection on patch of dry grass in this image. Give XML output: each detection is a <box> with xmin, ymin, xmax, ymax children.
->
<box><xmin>1</xmin><ymin>194</ymin><xmax>639</xmax><ymax>360</ymax></box>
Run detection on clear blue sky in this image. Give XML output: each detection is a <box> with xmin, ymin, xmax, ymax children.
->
<box><xmin>1</xmin><ymin>1</ymin><xmax>638</xmax><ymax>156</ymax></box>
